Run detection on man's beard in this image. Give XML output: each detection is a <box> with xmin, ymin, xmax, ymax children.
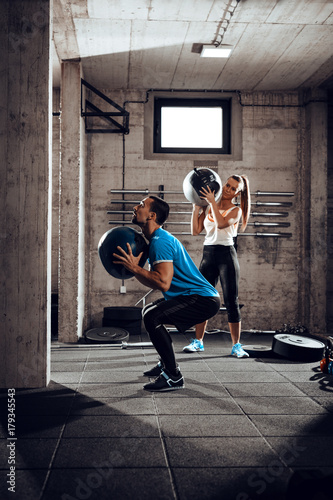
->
<box><xmin>132</xmin><ymin>214</ymin><xmax>142</xmax><ymax>226</ymax></box>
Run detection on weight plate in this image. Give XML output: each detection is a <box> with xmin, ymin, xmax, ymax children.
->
<box><xmin>242</xmin><ymin>344</ymin><xmax>273</xmax><ymax>358</ymax></box>
<box><xmin>84</xmin><ymin>327</ymin><xmax>129</xmax><ymax>344</ymax></box>
<box><xmin>272</xmin><ymin>334</ymin><xmax>325</xmax><ymax>361</ymax></box>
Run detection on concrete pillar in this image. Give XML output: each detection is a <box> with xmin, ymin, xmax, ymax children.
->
<box><xmin>299</xmin><ymin>89</ymin><xmax>328</xmax><ymax>334</ymax></box>
<box><xmin>58</xmin><ymin>62</ymin><xmax>86</xmax><ymax>342</ymax></box>
<box><xmin>0</xmin><ymin>0</ymin><xmax>52</xmax><ymax>387</ymax></box>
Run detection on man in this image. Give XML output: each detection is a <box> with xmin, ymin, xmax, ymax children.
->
<box><xmin>113</xmin><ymin>195</ymin><xmax>220</xmax><ymax>392</ymax></box>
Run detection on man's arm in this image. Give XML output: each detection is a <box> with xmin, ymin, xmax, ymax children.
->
<box><xmin>113</xmin><ymin>243</ymin><xmax>173</xmax><ymax>292</ymax></box>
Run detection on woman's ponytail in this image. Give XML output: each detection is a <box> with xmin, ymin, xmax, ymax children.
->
<box><xmin>240</xmin><ymin>175</ymin><xmax>250</xmax><ymax>231</ymax></box>
<box><xmin>231</xmin><ymin>174</ymin><xmax>251</xmax><ymax>231</ymax></box>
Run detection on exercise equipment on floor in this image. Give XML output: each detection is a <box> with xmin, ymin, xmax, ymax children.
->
<box><xmin>319</xmin><ymin>336</ymin><xmax>333</xmax><ymax>373</ymax></box>
<box><xmin>84</xmin><ymin>327</ymin><xmax>130</xmax><ymax>344</ymax></box>
<box><xmin>183</xmin><ymin>167</ymin><xmax>222</xmax><ymax>206</ymax></box>
<box><xmin>98</xmin><ymin>226</ymin><xmax>148</xmax><ymax>279</ymax></box>
<box><xmin>241</xmin><ymin>344</ymin><xmax>273</xmax><ymax>358</ymax></box>
<box><xmin>206</xmin><ymin>325</ymin><xmax>326</xmax><ymax>362</ymax></box>
<box><xmin>53</xmin><ymin>340</ymin><xmax>154</xmax><ymax>349</ymax></box>
<box><xmin>272</xmin><ymin>334</ymin><xmax>325</xmax><ymax>362</ymax></box>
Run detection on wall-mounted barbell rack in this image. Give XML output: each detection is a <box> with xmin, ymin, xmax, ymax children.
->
<box><xmin>108</xmin><ymin>187</ymin><xmax>294</xmax><ymax>238</ymax></box>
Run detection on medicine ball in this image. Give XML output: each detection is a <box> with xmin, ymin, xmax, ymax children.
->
<box><xmin>98</xmin><ymin>226</ymin><xmax>149</xmax><ymax>280</ymax></box>
<box><xmin>183</xmin><ymin>167</ymin><xmax>222</xmax><ymax>206</ymax></box>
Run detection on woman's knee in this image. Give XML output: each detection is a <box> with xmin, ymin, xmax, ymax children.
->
<box><xmin>225</xmin><ymin>298</ymin><xmax>241</xmax><ymax>323</ymax></box>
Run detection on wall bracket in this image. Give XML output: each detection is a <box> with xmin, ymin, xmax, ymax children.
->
<box><xmin>81</xmin><ymin>79</ymin><xmax>129</xmax><ymax>134</ymax></box>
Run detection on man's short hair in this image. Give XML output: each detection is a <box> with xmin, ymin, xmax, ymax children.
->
<box><xmin>149</xmin><ymin>196</ymin><xmax>170</xmax><ymax>225</ymax></box>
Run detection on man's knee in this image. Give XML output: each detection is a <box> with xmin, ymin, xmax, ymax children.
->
<box><xmin>142</xmin><ymin>302</ymin><xmax>162</xmax><ymax>332</ymax></box>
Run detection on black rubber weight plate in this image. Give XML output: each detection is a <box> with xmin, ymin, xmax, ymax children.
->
<box><xmin>272</xmin><ymin>334</ymin><xmax>325</xmax><ymax>362</ymax></box>
<box><xmin>242</xmin><ymin>344</ymin><xmax>273</xmax><ymax>358</ymax></box>
<box><xmin>84</xmin><ymin>327</ymin><xmax>129</xmax><ymax>344</ymax></box>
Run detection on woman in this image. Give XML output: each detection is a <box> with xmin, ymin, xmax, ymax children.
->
<box><xmin>183</xmin><ymin>174</ymin><xmax>251</xmax><ymax>358</ymax></box>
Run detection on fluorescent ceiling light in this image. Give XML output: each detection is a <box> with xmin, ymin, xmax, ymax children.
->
<box><xmin>200</xmin><ymin>44</ymin><xmax>233</xmax><ymax>58</ymax></box>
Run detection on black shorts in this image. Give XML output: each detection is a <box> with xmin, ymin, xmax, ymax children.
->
<box><xmin>142</xmin><ymin>294</ymin><xmax>221</xmax><ymax>334</ymax></box>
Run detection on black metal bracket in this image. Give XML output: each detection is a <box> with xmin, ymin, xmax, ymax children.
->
<box><xmin>81</xmin><ymin>79</ymin><xmax>129</xmax><ymax>134</ymax></box>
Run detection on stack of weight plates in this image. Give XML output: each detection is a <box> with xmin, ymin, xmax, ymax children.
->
<box><xmin>272</xmin><ymin>334</ymin><xmax>325</xmax><ymax>362</ymax></box>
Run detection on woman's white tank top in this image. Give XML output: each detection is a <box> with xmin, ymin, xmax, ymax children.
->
<box><xmin>203</xmin><ymin>206</ymin><xmax>239</xmax><ymax>246</ymax></box>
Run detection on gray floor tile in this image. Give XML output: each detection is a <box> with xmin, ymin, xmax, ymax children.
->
<box><xmin>153</xmin><ymin>380</ymin><xmax>230</xmax><ymax>398</ymax></box>
<box><xmin>70</xmin><ymin>396</ymin><xmax>156</xmax><ymax>415</ymax></box>
<box><xmin>76</xmin><ymin>382</ymin><xmax>148</xmax><ymax>398</ymax></box>
<box><xmin>214</xmin><ymin>370</ymin><xmax>287</xmax><ymax>383</ymax></box>
<box><xmin>160</xmin><ymin>414</ymin><xmax>260</xmax><ymax>437</ymax></box>
<box><xmin>63</xmin><ymin>415</ymin><xmax>160</xmax><ymax>438</ymax></box>
<box><xmin>234</xmin><ymin>396</ymin><xmax>329</xmax><ymax>415</ymax></box>
<box><xmin>0</xmin><ymin>438</ymin><xmax>57</xmax><ymax>468</ymax></box>
<box><xmin>203</xmin><ymin>358</ymin><xmax>276</xmax><ymax>371</ymax></box>
<box><xmin>80</xmin><ymin>370</ymin><xmax>146</xmax><ymax>383</ymax></box>
<box><xmin>6</xmin><ymin>335</ymin><xmax>332</xmax><ymax>500</ymax></box>
<box><xmin>84</xmin><ymin>360</ymin><xmax>147</xmax><ymax>372</ymax></box>
<box><xmin>44</xmin><ymin>467</ymin><xmax>173</xmax><ymax>500</ymax></box>
<box><xmin>312</xmin><ymin>395</ymin><xmax>333</xmax><ymax>412</ymax></box>
<box><xmin>264</xmin><ymin>360</ymin><xmax>322</xmax><ymax>371</ymax></box>
<box><xmin>0</xmin><ymin>469</ymin><xmax>48</xmax><ymax>500</ymax></box>
<box><xmin>51</xmin><ymin>372</ymin><xmax>83</xmax><ymax>384</ymax></box>
<box><xmin>154</xmin><ymin>396</ymin><xmax>242</xmax><ymax>415</ymax></box>
<box><xmin>174</xmin><ymin>467</ymin><xmax>292</xmax><ymax>500</ymax></box>
<box><xmin>0</xmin><ymin>416</ymin><xmax>67</xmax><ymax>439</ymax></box>
<box><xmin>249</xmin><ymin>413</ymin><xmax>333</xmax><ymax>436</ymax></box>
<box><xmin>53</xmin><ymin>437</ymin><xmax>166</xmax><ymax>468</ymax></box>
<box><xmin>164</xmin><ymin>436</ymin><xmax>283</xmax><ymax>467</ymax></box>
<box><xmin>1</xmin><ymin>391</ymin><xmax>76</xmax><ymax>417</ymax></box>
<box><xmin>293</xmin><ymin>380</ymin><xmax>333</xmax><ymax>396</ymax></box>
<box><xmin>51</xmin><ymin>361</ymin><xmax>87</xmax><ymax>372</ymax></box>
<box><xmin>267</xmin><ymin>436</ymin><xmax>333</xmax><ymax>467</ymax></box>
<box><xmin>279</xmin><ymin>370</ymin><xmax>327</xmax><ymax>383</ymax></box>
<box><xmin>225</xmin><ymin>382</ymin><xmax>306</xmax><ymax>397</ymax></box>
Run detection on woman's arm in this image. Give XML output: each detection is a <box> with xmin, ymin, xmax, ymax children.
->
<box><xmin>210</xmin><ymin>201</ymin><xmax>241</xmax><ymax>229</ymax></box>
<box><xmin>191</xmin><ymin>204</ymin><xmax>205</xmax><ymax>235</ymax></box>
<box><xmin>200</xmin><ymin>186</ymin><xmax>241</xmax><ymax>229</ymax></box>
<box><xmin>113</xmin><ymin>243</ymin><xmax>173</xmax><ymax>292</ymax></box>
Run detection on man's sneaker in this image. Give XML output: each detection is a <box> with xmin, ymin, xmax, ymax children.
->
<box><xmin>143</xmin><ymin>369</ymin><xmax>184</xmax><ymax>392</ymax></box>
<box><xmin>231</xmin><ymin>343</ymin><xmax>249</xmax><ymax>358</ymax></box>
<box><xmin>183</xmin><ymin>339</ymin><xmax>204</xmax><ymax>352</ymax></box>
<box><xmin>143</xmin><ymin>359</ymin><xmax>163</xmax><ymax>377</ymax></box>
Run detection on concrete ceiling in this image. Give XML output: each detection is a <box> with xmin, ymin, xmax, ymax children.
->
<box><xmin>53</xmin><ymin>0</ymin><xmax>333</xmax><ymax>91</ymax></box>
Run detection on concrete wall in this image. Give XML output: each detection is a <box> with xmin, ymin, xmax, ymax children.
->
<box><xmin>58</xmin><ymin>62</ymin><xmax>87</xmax><ymax>342</ymax></box>
<box><xmin>52</xmin><ymin>88</ymin><xmax>61</xmax><ymax>293</ymax></box>
<box><xmin>327</xmin><ymin>91</ymin><xmax>333</xmax><ymax>333</ymax></box>
<box><xmin>82</xmin><ymin>89</ymin><xmax>328</xmax><ymax>335</ymax></box>
<box><xmin>1</xmin><ymin>0</ymin><xmax>52</xmax><ymax>387</ymax></box>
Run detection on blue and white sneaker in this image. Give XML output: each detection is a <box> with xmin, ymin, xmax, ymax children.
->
<box><xmin>231</xmin><ymin>343</ymin><xmax>249</xmax><ymax>358</ymax></box>
<box><xmin>183</xmin><ymin>339</ymin><xmax>204</xmax><ymax>352</ymax></box>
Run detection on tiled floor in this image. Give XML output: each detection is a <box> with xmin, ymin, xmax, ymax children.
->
<box><xmin>1</xmin><ymin>332</ymin><xmax>333</xmax><ymax>500</ymax></box>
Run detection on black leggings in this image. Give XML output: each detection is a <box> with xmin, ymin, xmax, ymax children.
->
<box><xmin>199</xmin><ymin>245</ymin><xmax>241</xmax><ymax>323</ymax></box>
<box><xmin>142</xmin><ymin>295</ymin><xmax>220</xmax><ymax>375</ymax></box>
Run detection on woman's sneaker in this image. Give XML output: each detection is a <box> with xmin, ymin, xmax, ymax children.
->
<box><xmin>183</xmin><ymin>339</ymin><xmax>204</xmax><ymax>352</ymax></box>
<box><xmin>143</xmin><ymin>369</ymin><xmax>184</xmax><ymax>392</ymax></box>
<box><xmin>231</xmin><ymin>343</ymin><xmax>249</xmax><ymax>358</ymax></box>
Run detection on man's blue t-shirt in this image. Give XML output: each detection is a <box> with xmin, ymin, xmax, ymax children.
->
<box><xmin>148</xmin><ymin>228</ymin><xmax>219</xmax><ymax>301</ymax></box>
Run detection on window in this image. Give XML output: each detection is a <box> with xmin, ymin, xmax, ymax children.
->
<box><xmin>144</xmin><ymin>91</ymin><xmax>242</xmax><ymax>161</ymax></box>
<box><xmin>154</xmin><ymin>98</ymin><xmax>231</xmax><ymax>154</ymax></box>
